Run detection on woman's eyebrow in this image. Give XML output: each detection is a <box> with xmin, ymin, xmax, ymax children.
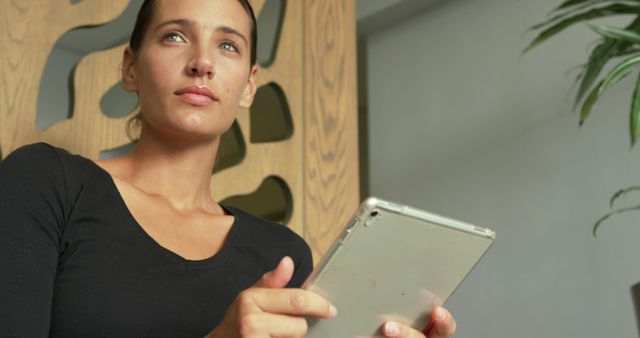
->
<box><xmin>153</xmin><ymin>20</ymin><xmax>247</xmax><ymax>46</ymax></box>
<box><xmin>153</xmin><ymin>18</ymin><xmax>194</xmax><ymax>32</ymax></box>
<box><xmin>216</xmin><ymin>26</ymin><xmax>248</xmax><ymax>46</ymax></box>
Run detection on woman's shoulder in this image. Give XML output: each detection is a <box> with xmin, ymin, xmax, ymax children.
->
<box><xmin>1</xmin><ymin>142</ymin><xmax>66</xmax><ymax>177</ymax></box>
<box><xmin>2</xmin><ymin>142</ymin><xmax>78</xmax><ymax>167</ymax></box>
<box><xmin>226</xmin><ymin>206</ymin><xmax>312</xmax><ymax>258</ymax></box>
<box><xmin>0</xmin><ymin>142</ymin><xmax>99</xmax><ymax>191</ymax></box>
<box><xmin>225</xmin><ymin>206</ymin><xmax>313</xmax><ymax>286</ymax></box>
<box><xmin>227</xmin><ymin>206</ymin><xmax>305</xmax><ymax>243</ymax></box>
<box><xmin>2</xmin><ymin>142</ymin><xmax>61</xmax><ymax>161</ymax></box>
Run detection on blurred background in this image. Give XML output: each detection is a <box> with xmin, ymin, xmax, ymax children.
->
<box><xmin>359</xmin><ymin>0</ymin><xmax>640</xmax><ymax>337</ymax></box>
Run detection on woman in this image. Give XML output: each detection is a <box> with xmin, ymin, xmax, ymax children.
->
<box><xmin>0</xmin><ymin>0</ymin><xmax>456</xmax><ymax>337</ymax></box>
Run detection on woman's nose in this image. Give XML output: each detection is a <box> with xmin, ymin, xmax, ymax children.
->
<box><xmin>186</xmin><ymin>50</ymin><xmax>215</xmax><ymax>79</ymax></box>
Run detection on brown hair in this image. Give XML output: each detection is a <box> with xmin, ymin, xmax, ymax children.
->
<box><xmin>126</xmin><ymin>0</ymin><xmax>258</xmax><ymax>140</ymax></box>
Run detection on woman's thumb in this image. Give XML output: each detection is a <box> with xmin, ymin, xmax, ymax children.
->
<box><xmin>255</xmin><ymin>256</ymin><xmax>295</xmax><ymax>288</ymax></box>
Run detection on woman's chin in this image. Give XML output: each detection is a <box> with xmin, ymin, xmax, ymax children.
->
<box><xmin>174</xmin><ymin>123</ymin><xmax>229</xmax><ymax>143</ymax></box>
<box><xmin>142</xmin><ymin>113</ymin><xmax>233</xmax><ymax>144</ymax></box>
<box><xmin>184</xmin><ymin>114</ymin><xmax>206</xmax><ymax>128</ymax></box>
<box><xmin>173</xmin><ymin>115</ymin><xmax>221</xmax><ymax>134</ymax></box>
<box><xmin>180</xmin><ymin>111</ymin><xmax>233</xmax><ymax>132</ymax></box>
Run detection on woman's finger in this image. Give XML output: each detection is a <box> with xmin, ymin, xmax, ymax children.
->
<box><xmin>424</xmin><ymin>307</ymin><xmax>457</xmax><ymax>338</ymax></box>
<box><xmin>237</xmin><ymin>312</ymin><xmax>308</xmax><ymax>338</ymax></box>
<box><xmin>382</xmin><ymin>321</ymin><xmax>426</xmax><ymax>338</ymax></box>
<box><xmin>240</xmin><ymin>288</ymin><xmax>337</xmax><ymax>319</ymax></box>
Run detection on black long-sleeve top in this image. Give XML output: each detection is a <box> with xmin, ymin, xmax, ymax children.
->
<box><xmin>0</xmin><ymin>143</ymin><xmax>312</xmax><ymax>337</ymax></box>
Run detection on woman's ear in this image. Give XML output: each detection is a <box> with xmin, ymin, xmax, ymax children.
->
<box><xmin>239</xmin><ymin>66</ymin><xmax>258</xmax><ymax>109</ymax></box>
<box><xmin>121</xmin><ymin>47</ymin><xmax>138</xmax><ymax>92</ymax></box>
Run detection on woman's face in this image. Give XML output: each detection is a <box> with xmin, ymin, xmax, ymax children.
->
<box><xmin>122</xmin><ymin>0</ymin><xmax>257</xmax><ymax>142</ymax></box>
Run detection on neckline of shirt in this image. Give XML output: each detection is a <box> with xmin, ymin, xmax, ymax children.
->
<box><xmin>77</xmin><ymin>153</ymin><xmax>242</xmax><ymax>270</ymax></box>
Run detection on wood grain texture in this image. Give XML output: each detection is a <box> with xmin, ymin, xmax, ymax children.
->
<box><xmin>303</xmin><ymin>0</ymin><xmax>360</xmax><ymax>261</ymax></box>
<box><xmin>40</xmin><ymin>44</ymin><xmax>132</xmax><ymax>157</ymax></box>
<box><xmin>0</xmin><ymin>0</ymin><xmax>131</xmax><ymax>158</ymax></box>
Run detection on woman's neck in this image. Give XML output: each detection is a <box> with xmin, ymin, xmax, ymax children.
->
<box><xmin>104</xmin><ymin>130</ymin><xmax>222</xmax><ymax>214</ymax></box>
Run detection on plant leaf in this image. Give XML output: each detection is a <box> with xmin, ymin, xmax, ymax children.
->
<box><xmin>573</xmin><ymin>38</ymin><xmax>624</xmax><ymax>110</ymax></box>
<box><xmin>614</xmin><ymin>47</ymin><xmax>640</xmax><ymax>57</ymax></box>
<box><xmin>580</xmin><ymin>80</ymin><xmax>603</xmax><ymax>125</ymax></box>
<box><xmin>557</xmin><ymin>0</ymin><xmax>612</xmax><ymax>11</ymax></box>
<box><xmin>578</xmin><ymin>53</ymin><xmax>640</xmax><ymax>124</ymax></box>
<box><xmin>609</xmin><ymin>185</ymin><xmax>640</xmax><ymax>207</ymax></box>
<box><xmin>557</xmin><ymin>0</ymin><xmax>593</xmax><ymax>10</ymax></box>
<box><xmin>526</xmin><ymin>3</ymin><xmax>640</xmax><ymax>43</ymax></box>
<box><xmin>631</xmin><ymin>72</ymin><xmax>640</xmax><ymax>145</ymax></box>
<box><xmin>599</xmin><ymin>54</ymin><xmax>640</xmax><ymax>94</ymax></box>
<box><xmin>573</xmin><ymin>18</ymin><xmax>640</xmax><ymax>110</ymax></box>
<box><xmin>533</xmin><ymin>1</ymin><xmax>603</xmax><ymax>31</ymax></box>
<box><xmin>593</xmin><ymin>204</ymin><xmax>640</xmax><ymax>237</ymax></box>
<box><xmin>587</xmin><ymin>22</ymin><xmax>640</xmax><ymax>43</ymax></box>
<box><xmin>557</xmin><ymin>0</ymin><xmax>640</xmax><ymax>11</ymax></box>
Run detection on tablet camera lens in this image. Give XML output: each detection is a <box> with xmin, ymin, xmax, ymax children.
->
<box><xmin>365</xmin><ymin>210</ymin><xmax>381</xmax><ymax>226</ymax></box>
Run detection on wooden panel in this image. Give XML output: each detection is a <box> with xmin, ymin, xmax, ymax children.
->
<box><xmin>303</xmin><ymin>0</ymin><xmax>360</xmax><ymax>261</ymax></box>
<box><xmin>0</xmin><ymin>0</ymin><xmax>131</xmax><ymax>158</ymax></box>
<box><xmin>40</xmin><ymin>45</ymin><xmax>132</xmax><ymax>157</ymax></box>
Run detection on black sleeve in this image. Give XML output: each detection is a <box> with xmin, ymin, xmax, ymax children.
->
<box><xmin>287</xmin><ymin>233</ymin><xmax>314</xmax><ymax>288</ymax></box>
<box><xmin>0</xmin><ymin>143</ymin><xmax>68</xmax><ymax>337</ymax></box>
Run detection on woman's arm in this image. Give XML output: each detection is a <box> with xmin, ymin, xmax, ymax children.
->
<box><xmin>0</xmin><ymin>144</ymin><xmax>67</xmax><ymax>336</ymax></box>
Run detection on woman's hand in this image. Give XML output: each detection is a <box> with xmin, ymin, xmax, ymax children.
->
<box><xmin>381</xmin><ymin>306</ymin><xmax>457</xmax><ymax>338</ymax></box>
<box><xmin>205</xmin><ymin>257</ymin><xmax>337</xmax><ymax>338</ymax></box>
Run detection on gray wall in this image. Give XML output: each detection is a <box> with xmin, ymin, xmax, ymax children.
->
<box><xmin>364</xmin><ymin>0</ymin><xmax>640</xmax><ymax>337</ymax></box>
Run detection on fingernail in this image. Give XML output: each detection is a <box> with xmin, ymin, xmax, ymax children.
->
<box><xmin>328</xmin><ymin>305</ymin><xmax>338</xmax><ymax>318</ymax></box>
<box><xmin>281</xmin><ymin>256</ymin><xmax>293</xmax><ymax>267</ymax></box>
<box><xmin>435</xmin><ymin>307</ymin><xmax>447</xmax><ymax>320</ymax></box>
<box><xmin>385</xmin><ymin>321</ymin><xmax>399</xmax><ymax>336</ymax></box>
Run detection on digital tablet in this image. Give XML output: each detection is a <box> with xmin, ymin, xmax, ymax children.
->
<box><xmin>303</xmin><ymin>197</ymin><xmax>495</xmax><ymax>337</ymax></box>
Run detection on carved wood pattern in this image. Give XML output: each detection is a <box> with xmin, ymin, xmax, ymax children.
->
<box><xmin>0</xmin><ymin>0</ymin><xmax>131</xmax><ymax>157</ymax></box>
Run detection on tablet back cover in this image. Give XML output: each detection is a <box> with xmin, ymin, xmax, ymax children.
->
<box><xmin>304</xmin><ymin>197</ymin><xmax>495</xmax><ymax>337</ymax></box>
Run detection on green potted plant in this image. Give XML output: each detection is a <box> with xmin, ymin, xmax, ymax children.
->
<box><xmin>528</xmin><ymin>1</ymin><xmax>640</xmax><ymax>332</ymax></box>
<box><xmin>526</xmin><ymin>0</ymin><xmax>640</xmax><ymax>236</ymax></box>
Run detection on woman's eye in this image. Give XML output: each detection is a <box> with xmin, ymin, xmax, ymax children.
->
<box><xmin>164</xmin><ymin>32</ymin><xmax>185</xmax><ymax>43</ymax></box>
<box><xmin>220</xmin><ymin>42</ymin><xmax>238</xmax><ymax>53</ymax></box>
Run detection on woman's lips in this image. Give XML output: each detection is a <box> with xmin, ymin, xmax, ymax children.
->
<box><xmin>175</xmin><ymin>86</ymin><xmax>218</xmax><ymax>107</ymax></box>
<box><xmin>177</xmin><ymin>93</ymin><xmax>215</xmax><ymax>106</ymax></box>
